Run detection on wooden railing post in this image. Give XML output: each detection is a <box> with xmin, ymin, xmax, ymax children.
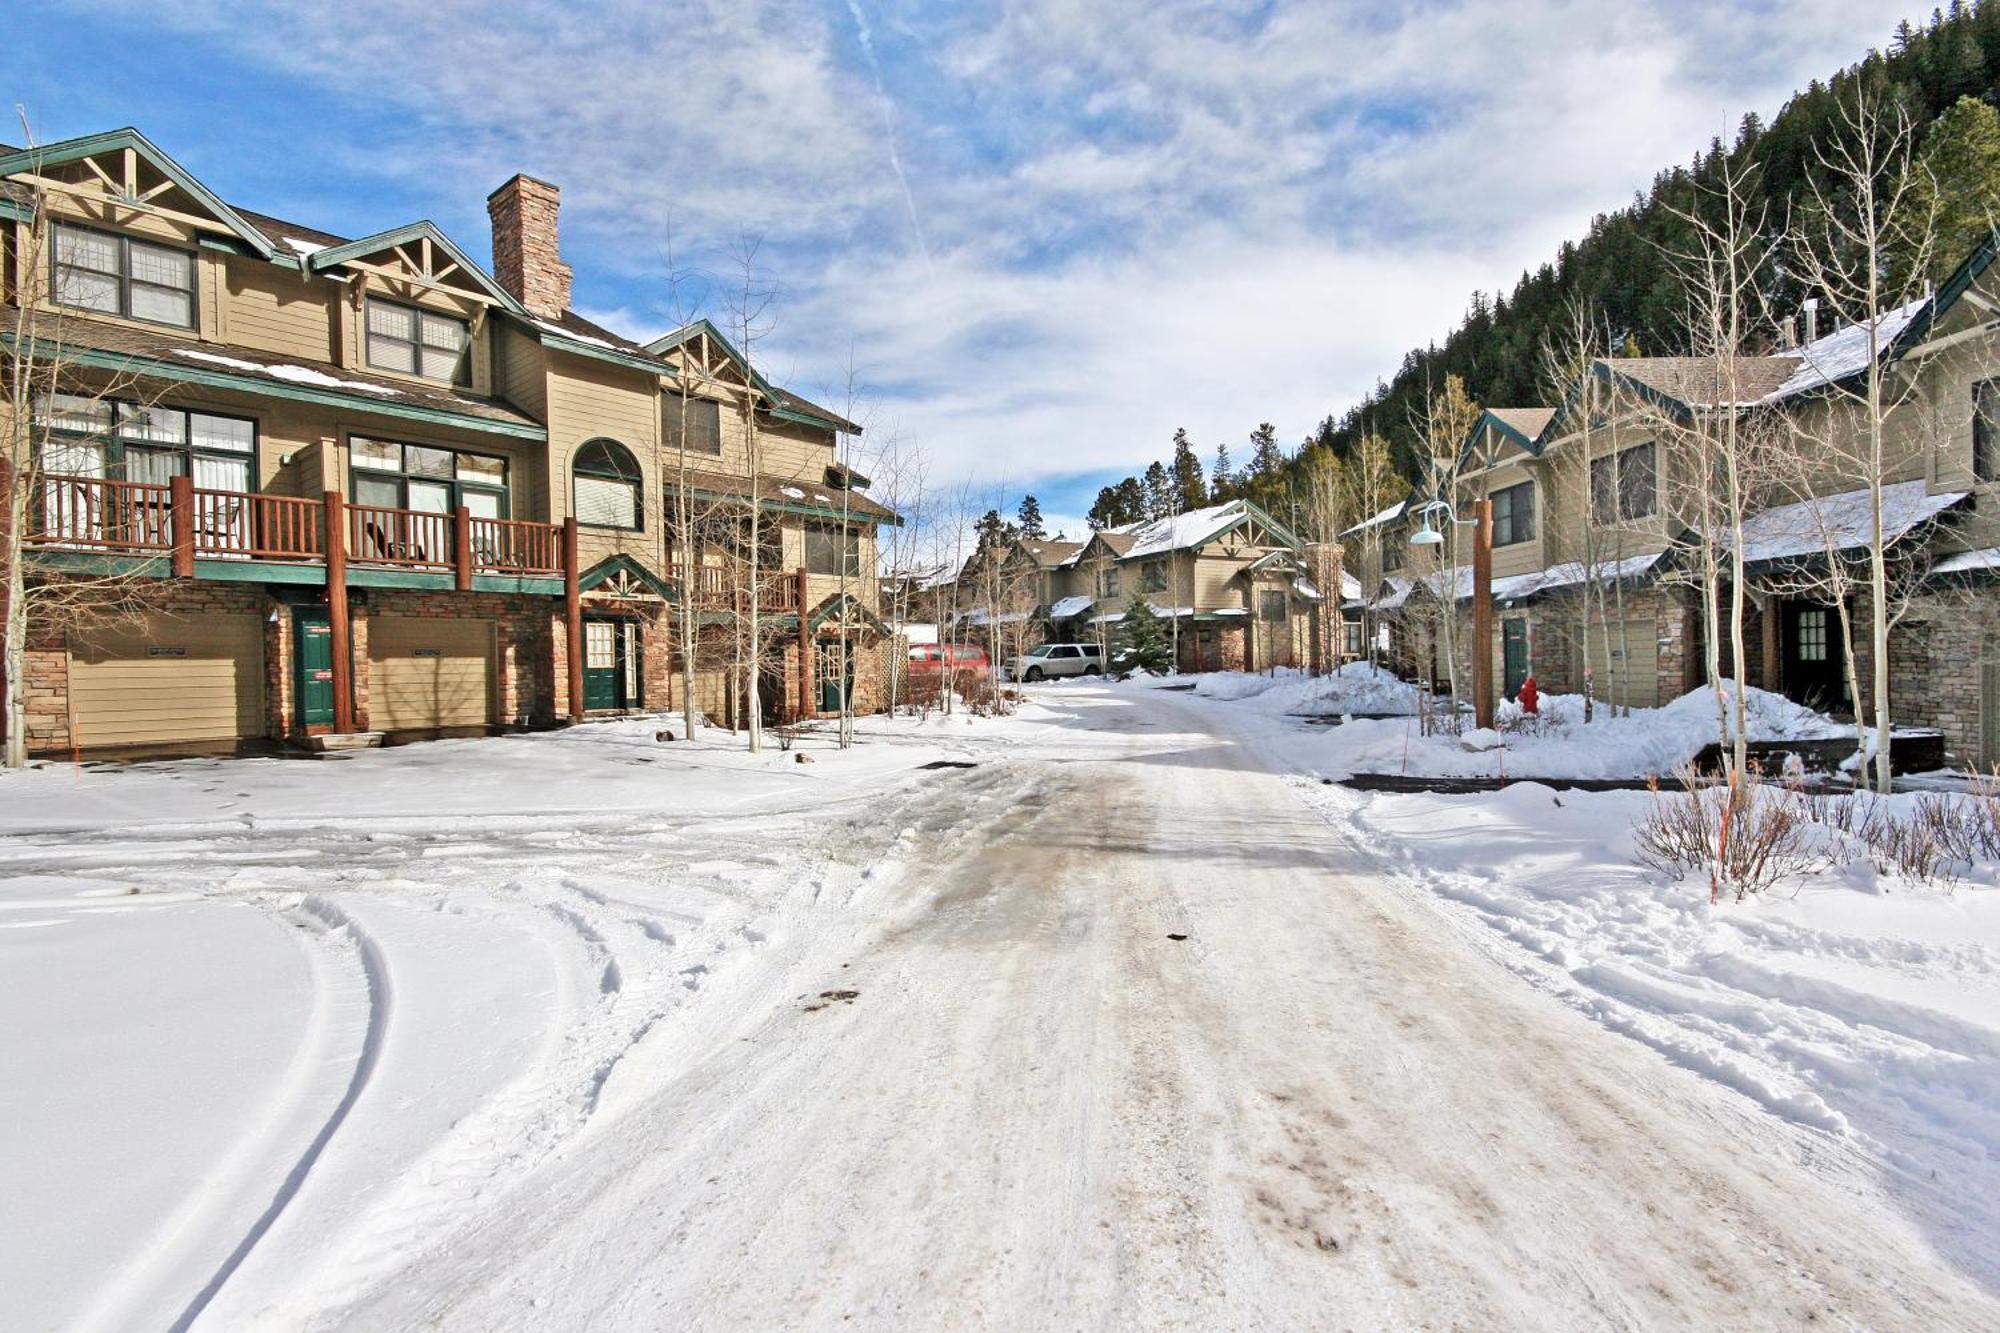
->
<box><xmin>453</xmin><ymin>505</ymin><xmax>473</xmax><ymax>592</ymax></box>
<box><xmin>170</xmin><ymin>474</ymin><xmax>195</xmax><ymax>577</ymax></box>
<box><xmin>325</xmin><ymin>489</ymin><xmax>355</xmax><ymax>734</ymax></box>
<box><xmin>797</xmin><ymin>567</ymin><xmax>814</xmax><ymax>718</ymax></box>
<box><xmin>564</xmin><ymin>517</ymin><xmax>584</xmax><ymax>721</ymax></box>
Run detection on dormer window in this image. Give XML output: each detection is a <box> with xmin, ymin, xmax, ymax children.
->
<box><xmin>51</xmin><ymin>222</ymin><xmax>194</xmax><ymax>328</ymax></box>
<box><xmin>366</xmin><ymin>298</ymin><xmax>471</xmax><ymax>385</ymax></box>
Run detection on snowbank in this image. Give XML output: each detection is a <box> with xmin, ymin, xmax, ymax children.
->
<box><xmin>1180</xmin><ymin>669</ymin><xmax>1849</xmax><ymax>779</ymax></box>
<box><xmin>1324</xmin><ymin>778</ymin><xmax>2000</xmax><ymax>1287</ymax></box>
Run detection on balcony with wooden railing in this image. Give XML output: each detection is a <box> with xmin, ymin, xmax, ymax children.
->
<box><xmin>675</xmin><ymin>562</ymin><xmax>801</xmax><ymax>614</ymax></box>
<box><xmin>25</xmin><ymin>473</ymin><xmax>567</xmax><ymax>586</ymax></box>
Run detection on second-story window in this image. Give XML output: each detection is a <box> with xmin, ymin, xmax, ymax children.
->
<box><xmin>52</xmin><ymin>222</ymin><xmax>195</xmax><ymax>328</ymax></box>
<box><xmin>1490</xmin><ymin>481</ymin><xmax>1535</xmax><ymax>546</ymax></box>
<box><xmin>1383</xmin><ymin>532</ymin><xmax>1405</xmax><ymax>571</ymax></box>
<box><xmin>805</xmin><ymin>521</ymin><xmax>861</xmax><ymax>576</ymax></box>
<box><xmin>1975</xmin><ymin>380</ymin><xmax>2000</xmax><ymax>482</ymax></box>
<box><xmin>351</xmin><ymin>437</ymin><xmax>508</xmax><ymax>518</ymax></box>
<box><xmin>1590</xmin><ymin>442</ymin><xmax>1658</xmax><ymax>523</ymax></box>
<box><xmin>365</xmin><ymin>299</ymin><xmax>471</xmax><ymax>385</ymax></box>
<box><xmin>572</xmin><ymin>438</ymin><xmax>641</xmax><ymax>530</ymax></box>
<box><xmin>1140</xmin><ymin>560</ymin><xmax>1168</xmax><ymax>593</ymax></box>
<box><xmin>664</xmin><ymin>395</ymin><xmax>723</xmax><ymax>455</ymax></box>
<box><xmin>1101</xmin><ymin>565</ymin><xmax>1121</xmax><ymax>597</ymax></box>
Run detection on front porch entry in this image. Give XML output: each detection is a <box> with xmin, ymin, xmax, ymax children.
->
<box><xmin>1781</xmin><ymin>601</ymin><xmax>1847</xmax><ymax>713</ymax></box>
<box><xmin>583</xmin><ymin>617</ymin><xmax>642</xmax><ymax>712</ymax></box>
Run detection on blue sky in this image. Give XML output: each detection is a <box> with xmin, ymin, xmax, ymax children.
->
<box><xmin>4</xmin><ymin>0</ymin><xmax>1921</xmax><ymax>538</ymax></box>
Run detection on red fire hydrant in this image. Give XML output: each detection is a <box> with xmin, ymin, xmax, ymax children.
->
<box><xmin>1519</xmin><ymin>674</ymin><xmax>1540</xmax><ymax>715</ymax></box>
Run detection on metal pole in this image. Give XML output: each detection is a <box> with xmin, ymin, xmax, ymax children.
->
<box><xmin>1472</xmin><ymin>498</ymin><xmax>1494</xmax><ymax>729</ymax></box>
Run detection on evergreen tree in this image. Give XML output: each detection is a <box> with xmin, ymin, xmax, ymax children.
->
<box><xmin>1112</xmin><ymin>476</ymin><xmax>1147</xmax><ymax>524</ymax></box>
<box><xmin>1141</xmin><ymin>460</ymin><xmax>1173</xmax><ymax>520</ymax></box>
<box><xmin>1247</xmin><ymin>422</ymin><xmax>1283</xmax><ymax>478</ymax></box>
<box><xmin>1016</xmin><ymin>493</ymin><xmax>1046</xmax><ymax>538</ymax></box>
<box><xmin>1211</xmin><ymin>443</ymin><xmax>1234</xmax><ymax>499</ymax></box>
<box><xmin>1901</xmin><ymin>95</ymin><xmax>2000</xmax><ymax>285</ymax></box>
<box><xmin>1170</xmin><ymin>428</ymin><xmax>1207</xmax><ymax>508</ymax></box>
<box><xmin>1086</xmin><ymin>485</ymin><xmax>1119</xmax><ymax>531</ymax></box>
<box><xmin>1120</xmin><ymin>595</ymin><xmax>1172</xmax><ymax>673</ymax></box>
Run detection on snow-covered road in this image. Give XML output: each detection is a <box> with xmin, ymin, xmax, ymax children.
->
<box><xmin>5</xmin><ymin>687</ymin><xmax>1997</xmax><ymax>1329</ymax></box>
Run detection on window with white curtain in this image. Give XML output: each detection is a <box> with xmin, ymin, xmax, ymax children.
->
<box><xmin>365</xmin><ymin>298</ymin><xmax>472</xmax><ymax>385</ymax></box>
<box><xmin>51</xmin><ymin>223</ymin><xmax>195</xmax><ymax>328</ymax></box>
<box><xmin>573</xmin><ymin>439</ymin><xmax>642</xmax><ymax>530</ymax></box>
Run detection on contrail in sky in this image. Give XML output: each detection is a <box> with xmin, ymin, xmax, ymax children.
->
<box><xmin>844</xmin><ymin>0</ymin><xmax>935</xmax><ymax>280</ymax></box>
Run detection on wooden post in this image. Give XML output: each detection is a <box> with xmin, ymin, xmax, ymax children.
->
<box><xmin>1472</xmin><ymin>497</ymin><xmax>1494</xmax><ymax>730</ymax></box>
<box><xmin>563</xmin><ymin>517</ymin><xmax>584</xmax><ymax>721</ymax></box>
<box><xmin>797</xmin><ymin>567</ymin><xmax>814</xmax><ymax>717</ymax></box>
<box><xmin>452</xmin><ymin>505</ymin><xmax>473</xmax><ymax>592</ymax></box>
<box><xmin>324</xmin><ymin>489</ymin><xmax>355</xmax><ymax>733</ymax></box>
<box><xmin>170</xmin><ymin>474</ymin><xmax>195</xmax><ymax>577</ymax></box>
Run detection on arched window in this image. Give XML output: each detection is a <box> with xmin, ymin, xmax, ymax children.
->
<box><xmin>573</xmin><ymin>438</ymin><xmax>641</xmax><ymax>530</ymax></box>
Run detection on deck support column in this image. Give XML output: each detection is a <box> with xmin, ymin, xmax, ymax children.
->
<box><xmin>325</xmin><ymin>489</ymin><xmax>355</xmax><ymax>734</ymax></box>
<box><xmin>170</xmin><ymin>475</ymin><xmax>195</xmax><ymax>578</ymax></box>
<box><xmin>797</xmin><ymin>568</ymin><xmax>814</xmax><ymax>718</ymax></box>
<box><xmin>564</xmin><ymin>517</ymin><xmax>584</xmax><ymax>722</ymax></box>
<box><xmin>452</xmin><ymin>505</ymin><xmax>473</xmax><ymax>592</ymax></box>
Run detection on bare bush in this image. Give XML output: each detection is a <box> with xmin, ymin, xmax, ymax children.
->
<box><xmin>1633</xmin><ymin>765</ymin><xmax>1819</xmax><ymax>900</ymax></box>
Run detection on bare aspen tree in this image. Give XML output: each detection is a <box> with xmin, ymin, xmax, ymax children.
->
<box><xmin>870</xmin><ymin>431</ymin><xmax>930</xmax><ymax>716</ymax></box>
<box><xmin>3</xmin><ymin>141</ymin><xmax>166</xmax><ymax>767</ymax></box>
<box><xmin>1658</xmin><ymin>154</ymin><xmax>1775</xmax><ymax>780</ymax></box>
<box><xmin>722</xmin><ymin>235</ymin><xmax>780</xmax><ymax>753</ymax></box>
<box><xmin>1786</xmin><ymin>91</ymin><xmax>1943</xmax><ymax>792</ymax></box>
<box><xmin>1411</xmin><ymin>375</ymin><xmax>1480</xmax><ymax>719</ymax></box>
<box><xmin>1339</xmin><ymin>431</ymin><xmax>1404</xmax><ymax>667</ymax></box>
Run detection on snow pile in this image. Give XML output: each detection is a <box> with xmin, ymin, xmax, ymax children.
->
<box><xmin>1180</xmin><ymin>667</ymin><xmax>1849</xmax><ymax>779</ymax></box>
<box><xmin>1324</xmin><ymin>778</ymin><xmax>2000</xmax><ymax>1286</ymax></box>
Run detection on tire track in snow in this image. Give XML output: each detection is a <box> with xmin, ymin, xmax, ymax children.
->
<box><xmin>169</xmin><ymin>894</ymin><xmax>391</xmax><ymax>1333</ymax></box>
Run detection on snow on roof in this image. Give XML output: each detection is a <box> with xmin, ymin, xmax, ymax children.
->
<box><xmin>1122</xmin><ymin>500</ymin><xmax>1253</xmax><ymax>559</ymax></box>
<box><xmin>281</xmin><ymin>237</ymin><xmax>327</xmax><ymax>258</ymax></box>
<box><xmin>1087</xmin><ymin>603</ymin><xmax>1196</xmax><ymax>625</ymax></box>
<box><xmin>1341</xmin><ymin>571</ymin><xmax>1363</xmax><ymax>600</ymax></box>
<box><xmin>1048</xmin><ymin>594</ymin><xmax>1095</xmax><ymax>619</ymax></box>
<box><xmin>1763</xmin><ymin>298</ymin><xmax>1928</xmax><ymax>404</ymax></box>
<box><xmin>175</xmin><ymin>348</ymin><xmax>402</xmax><ymax>396</ymax></box>
<box><xmin>532</xmin><ymin>318</ymin><xmax>621</xmax><ymax>351</ymax></box>
<box><xmin>1340</xmin><ymin>500</ymin><xmax>1407</xmax><ymax>539</ymax></box>
<box><xmin>1373</xmin><ymin>576</ymin><xmax>1415</xmax><ymax>610</ymax></box>
<box><xmin>960</xmin><ymin>608</ymin><xmax>1032</xmax><ymax>626</ymax></box>
<box><xmin>1933</xmin><ymin>546</ymin><xmax>2000</xmax><ymax>575</ymax></box>
<box><xmin>1719</xmin><ymin>479</ymin><xmax>1965</xmax><ymax>564</ymax></box>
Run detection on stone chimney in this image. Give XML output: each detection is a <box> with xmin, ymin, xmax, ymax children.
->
<box><xmin>486</xmin><ymin>174</ymin><xmax>573</xmax><ymax>320</ymax></box>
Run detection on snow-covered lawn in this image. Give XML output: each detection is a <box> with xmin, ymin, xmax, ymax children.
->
<box><xmin>1147</xmin><ymin>669</ymin><xmax>2000</xmax><ymax>1287</ymax></box>
<box><xmin>0</xmin><ymin>708</ymin><xmax>1058</xmax><ymax>1332</ymax></box>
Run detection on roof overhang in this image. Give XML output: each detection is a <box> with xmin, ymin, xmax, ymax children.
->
<box><xmin>307</xmin><ymin>221</ymin><xmax>530</xmax><ymax>316</ymax></box>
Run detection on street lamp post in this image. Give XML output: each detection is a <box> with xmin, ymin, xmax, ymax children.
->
<box><xmin>1408</xmin><ymin>497</ymin><xmax>1495</xmax><ymax>730</ymax></box>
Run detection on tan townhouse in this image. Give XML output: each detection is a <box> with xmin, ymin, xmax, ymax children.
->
<box><xmin>1368</xmin><ymin>230</ymin><xmax>2000</xmax><ymax>765</ymax></box>
<box><xmin>1</xmin><ymin>128</ymin><xmax>896</xmax><ymax>758</ymax></box>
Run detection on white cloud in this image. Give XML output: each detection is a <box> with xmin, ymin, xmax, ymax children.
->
<box><xmin>65</xmin><ymin>0</ymin><xmax>1930</xmax><ymax>495</ymax></box>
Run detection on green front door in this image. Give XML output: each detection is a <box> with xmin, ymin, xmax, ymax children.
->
<box><xmin>294</xmin><ymin>607</ymin><xmax>336</xmax><ymax>728</ymax></box>
<box><xmin>583</xmin><ymin>619</ymin><xmax>621</xmax><ymax>711</ymax></box>
<box><xmin>1502</xmin><ymin>619</ymin><xmax>1529</xmax><ymax>699</ymax></box>
<box><xmin>816</xmin><ymin>638</ymin><xmax>852</xmax><ymax>713</ymax></box>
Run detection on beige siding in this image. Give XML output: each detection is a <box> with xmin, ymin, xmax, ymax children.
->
<box><xmin>221</xmin><ymin>260</ymin><xmax>336</xmax><ymax>361</ymax></box>
<box><xmin>68</xmin><ymin>613</ymin><xmax>265</xmax><ymax>748</ymax></box>
<box><xmin>1587</xmin><ymin>618</ymin><xmax>1660</xmax><ymax>709</ymax></box>
<box><xmin>368</xmin><ymin>617</ymin><xmax>494</xmax><ymax>731</ymax></box>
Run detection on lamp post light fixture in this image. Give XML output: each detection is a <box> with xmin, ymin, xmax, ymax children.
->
<box><xmin>1407</xmin><ymin>497</ymin><xmax>1496</xmax><ymax>729</ymax></box>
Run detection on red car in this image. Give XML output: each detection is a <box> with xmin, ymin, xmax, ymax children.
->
<box><xmin>907</xmin><ymin>643</ymin><xmax>990</xmax><ymax>677</ymax></box>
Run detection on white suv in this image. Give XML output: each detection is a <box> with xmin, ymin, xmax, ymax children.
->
<box><xmin>1005</xmin><ymin>642</ymin><xmax>1104</xmax><ymax>681</ymax></box>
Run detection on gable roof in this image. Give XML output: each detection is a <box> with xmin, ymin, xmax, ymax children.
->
<box><xmin>1599</xmin><ymin>355</ymin><xmax>1804</xmax><ymax>411</ymax></box>
<box><xmin>1485</xmin><ymin>407</ymin><xmax>1554</xmax><ymax>447</ymax></box>
<box><xmin>0</xmin><ymin>127</ymin><xmax>279</xmax><ymax>262</ymax></box>
<box><xmin>644</xmin><ymin>319</ymin><xmax>859</xmax><ymax>433</ymax></box>
<box><xmin>304</xmin><ymin>220</ymin><xmax>530</xmax><ymax>316</ymax></box>
<box><xmin>1067</xmin><ymin>498</ymin><xmax>1302</xmax><ymax>566</ymax></box>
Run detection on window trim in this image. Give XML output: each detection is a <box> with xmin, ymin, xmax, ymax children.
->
<box><xmin>804</xmin><ymin>520</ymin><xmax>862</xmax><ymax>577</ymax></box>
<box><xmin>1489</xmin><ymin>480</ymin><xmax>1536</xmax><ymax>547</ymax></box>
<box><xmin>571</xmin><ymin>437</ymin><xmax>643</xmax><ymax>532</ymax></box>
<box><xmin>348</xmin><ymin>434</ymin><xmax>510</xmax><ymax>516</ymax></box>
<box><xmin>37</xmin><ymin>393</ymin><xmax>259</xmax><ymax>489</ymax></box>
<box><xmin>49</xmin><ymin>220</ymin><xmax>198</xmax><ymax>331</ymax></box>
<box><xmin>363</xmin><ymin>296</ymin><xmax>474</xmax><ymax>387</ymax></box>
<box><xmin>1975</xmin><ymin>379</ymin><xmax>2000</xmax><ymax>483</ymax></box>
<box><xmin>664</xmin><ymin>393</ymin><xmax>724</xmax><ymax>456</ymax></box>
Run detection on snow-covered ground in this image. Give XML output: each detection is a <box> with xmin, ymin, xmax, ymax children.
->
<box><xmin>1153</xmin><ymin>668</ymin><xmax>2000</xmax><ymax>1291</ymax></box>
<box><xmin>4</xmin><ymin>682</ymin><xmax>1997</xmax><ymax>1327</ymax></box>
<box><xmin>0</xmin><ymin>708</ymin><xmax>1069</xmax><ymax>1332</ymax></box>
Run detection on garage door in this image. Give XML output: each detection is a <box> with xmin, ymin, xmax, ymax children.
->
<box><xmin>1586</xmin><ymin>618</ymin><xmax>1659</xmax><ymax>709</ymax></box>
<box><xmin>368</xmin><ymin>617</ymin><xmax>493</xmax><ymax>732</ymax></box>
<box><xmin>69</xmin><ymin>612</ymin><xmax>265</xmax><ymax>749</ymax></box>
